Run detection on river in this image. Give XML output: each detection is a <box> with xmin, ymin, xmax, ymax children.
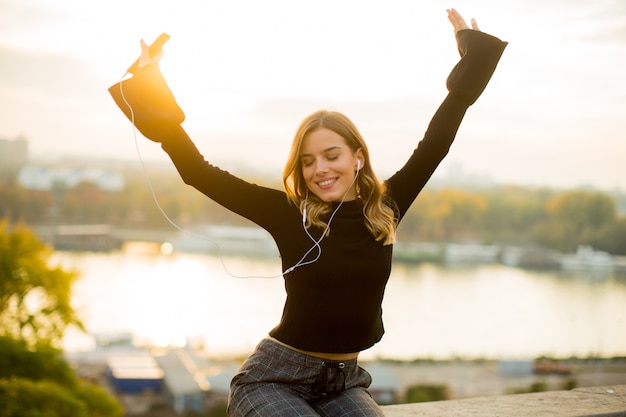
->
<box><xmin>53</xmin><ymin>246</ymin><xmax>626</xmax><ymax>360</ymax></box>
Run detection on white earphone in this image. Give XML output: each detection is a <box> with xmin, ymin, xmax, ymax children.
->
<box><xmin>302</xmin><ymin>191</ymin><xmax>308</xmax><ymax>224</ymax></box>
<box><xmin>290</xmin><ymin>159</ymin><xmax>363</xmax><ymax>275</ymax></box>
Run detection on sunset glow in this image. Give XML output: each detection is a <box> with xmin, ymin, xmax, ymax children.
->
<box><xmin>1</xmin><ymin>0</ymin><xmax>625</xmax><ymax>189</ymax></box>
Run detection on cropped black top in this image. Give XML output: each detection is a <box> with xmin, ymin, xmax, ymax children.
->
<box><xmin>109</xmin><ymin>29</ymin><xmax>507</xmax><ymax>353</ymax></box>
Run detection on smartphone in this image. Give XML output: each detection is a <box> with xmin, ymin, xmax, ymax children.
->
<box><xmin>126</xmin><ymin>32</ymin><xmax>171</xmax><ymax>74</ymax></box>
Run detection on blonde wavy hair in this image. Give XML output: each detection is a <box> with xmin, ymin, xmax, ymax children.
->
<box><xmin>282</xmin><ymin>110</ymin><xmax>398</xmax><ymax>245</ymax></box>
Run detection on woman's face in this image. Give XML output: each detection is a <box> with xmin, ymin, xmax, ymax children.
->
<box><xmin>300</xmin><ymin>128</ymin><xmax>362</xmax><ymax>202</ymax></box>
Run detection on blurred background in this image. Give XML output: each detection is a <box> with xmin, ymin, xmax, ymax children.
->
<box><xmin>1</xmin><ymin>1</ymin><xmax>625</xmax><ymax>416</ymax></box>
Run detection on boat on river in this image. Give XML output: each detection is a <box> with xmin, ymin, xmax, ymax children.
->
<box><xmin>560</xmin><ymin>245</ymin><xmax>614</xmax><ymax>273</ymax></box>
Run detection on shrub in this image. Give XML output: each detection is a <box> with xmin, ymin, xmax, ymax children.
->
<box><xmin>405</xmin><ymin>384</ymin><xmax>450</xmax><ymax>403</ymax></box>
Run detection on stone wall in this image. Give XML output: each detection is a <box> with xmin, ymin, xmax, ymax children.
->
<box><xmin>382</xmin><ymin>385</ymin><xmax>626</xmax><ymax>417</ymax></box>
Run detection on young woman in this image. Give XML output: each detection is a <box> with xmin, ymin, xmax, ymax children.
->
<box><xmin>110</xmin><ymin>8</ymin><xmax>507</xmax><ymax>417</ymax></box>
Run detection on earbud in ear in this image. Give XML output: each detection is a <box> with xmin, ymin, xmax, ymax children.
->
<box><xmin>357</xmin><ymin>160</ymin><xmax>361</xmax><ymax>171</ymax></box>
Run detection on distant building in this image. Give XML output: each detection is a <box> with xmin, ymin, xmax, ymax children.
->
<box><xmin>18</xmin><ymin>165</ymin><xmax>125</xmax><ymax>191</ymax></box>
<box><xmin>0</xmin><ymin>136</ymin><xmax>28</xmax><ymax>170</ymax></box>
<box><xmin>154</xmin><ymin>347</ymin><xmax>237</xmax><ymax>414</ymax></box>
<box><xmin>106</xmin><ymin>351</ymin><xmax>164</xmax><ymax>395</ymax></box>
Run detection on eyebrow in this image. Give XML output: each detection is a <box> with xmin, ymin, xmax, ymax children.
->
<box><xmin>300</xmin><ymin>146</ymin><xmax>343</xmax><ymax>158</ymax></box>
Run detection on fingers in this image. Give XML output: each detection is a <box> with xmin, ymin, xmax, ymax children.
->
<box><xmin>138</xmin><ymin>39</ymin><xmax>151</xmax><ymax>69</ymax></box>
<box><xmin>137</xmin><ymin>38</ymin><xmax>163</xmax><ymax>69</ymax></box>
<box><xmin>446</xmin><ymin>8</ymin><xmax>480</xmax><ymax>33</ymax></box>
<box><xmin>446</xmin><ymin>8</ymin><xmax>467</xmax><ymax>32</ymax></box>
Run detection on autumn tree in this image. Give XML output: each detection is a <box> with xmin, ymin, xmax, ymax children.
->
<box><xmin>404</xmin><ymin>188</ymin><xmax>488</xmax><ymax>241</ymax></box>
<box><xmin>532</xmin><ymin>190</ymin><xmax>618</xmax><ymax>252</ymax></box>
<box><xmin>0</xmin><ymin>184</ymin><xmax>53</xmax><ymax>223</ymax></box>
<box><xmin>0</xmin><ymin>220</ymin><xmax>124</xmax><ymax>417</ymax></box>
<box><xmin>0</xmin><ymin>219</ymin><xmax>84</xmax><ymax>347</ymax></box>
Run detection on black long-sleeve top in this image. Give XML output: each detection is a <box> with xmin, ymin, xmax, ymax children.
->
<box><xmin>110</xmin><ymin>29</ymin><xmax>507</xmax><ymax>353</ymax></box>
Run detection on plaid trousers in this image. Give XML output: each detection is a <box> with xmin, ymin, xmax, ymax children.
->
<box><xmin>227</xmin><ymin>338</ymin><xmax>384</xmax><ymax>417</ymax></box>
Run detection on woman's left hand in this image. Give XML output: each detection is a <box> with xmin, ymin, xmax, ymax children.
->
<box><xmin>138</xmin><ymin>39</ymin><xmax>163</xmax><ymax>69</ymax></box>
<box><xmin>447</xmin><ymin>8</ymin><xmax>479</xmax><ymax>33</ymax></box>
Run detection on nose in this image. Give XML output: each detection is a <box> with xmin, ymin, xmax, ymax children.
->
<box><xmin>315</xmin><ymin>159</ymin><xmax>330</xmax><ymax>175</ymax></box>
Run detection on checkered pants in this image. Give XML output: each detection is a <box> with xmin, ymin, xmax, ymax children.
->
<box><xmin>227</xmin><ymin>338</ymin><xmax>384</xmax><ymax>417</ymax></box>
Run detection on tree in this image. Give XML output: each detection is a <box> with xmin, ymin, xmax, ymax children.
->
<box><xmin>58</xmin><ymin>181</ymin><xmax>107</xmax><ymax>223</ymax></box>
<box><xmin>593</xmin><ymin>217</ymin><xmax>626</xmax><ymax>256</ymax></box>
<box><xmin>0</xmin><ymin>375</ymin><xmax>124</xmax><ymax>417</ymax></box>
<box><xmin>533</xmin><ymin>191</ymin><xmax>617</xmax><ymax>252</ymax></box>
<box><xmin>0</xmin><ymin>337</ymin><xmax>124</xmax><ymax>417</ymax></box>
<box><xmin>0</xmin><ymin>219</ymin><xmax>84</xmax><ymax>348</ymax></box>
<box><xmin>481</xmin><ymin>186</ymin><xmax>552</xmax><ymax>243</ymax></box>
<box><xmin>0</xmin><ymin>223</ymin><xmax>124</xmax><ymax>417</ymax></box>
<box><xmin>0</xmin><ymin>377</ymin><xmax>88</xmax><ymax>417</ymax></box>
<box><xmin>0</xmin><ymin>184</ymin><xmax>54</xmax><ymax>223</ymax></box>
<box><xmin>0</xmin><ymin>336</ymin><xmax>76</xmax><ymax>386</ymax></box>
<box><xmin>405</xmin><ymin>384</ymin><xmax>450</xmax><ymax>403</ymax></box>
<box><xmin>405</xmin><ymin>188</ymin><xmax>487</xmax><ymax>241</ymax></box>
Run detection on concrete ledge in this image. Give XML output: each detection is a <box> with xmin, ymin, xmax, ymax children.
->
<box><xmin>382</xmin><ymin>385</ymin><xmax>626</xmax><ymax>417</ymax></box>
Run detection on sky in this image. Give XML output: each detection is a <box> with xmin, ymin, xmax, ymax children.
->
<box><xmin>0</xmin><ymin>0</ymin><xmax>625</xmax><ymax>191</ymax></box>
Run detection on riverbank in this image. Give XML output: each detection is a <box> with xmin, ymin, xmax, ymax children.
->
<box><xmin>32</xmin><ymin>224</ymin><xmax>626</xmax><ymax>276</ymax></box>
<box><xmin>377</xmin><ymin>357</ymin><xmax>626</xmax><ymax>400</ymax></box>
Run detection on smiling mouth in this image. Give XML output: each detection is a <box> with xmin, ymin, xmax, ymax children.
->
<box><xmin>317</xmin><ymin>178</ymin><xmax>337</xmax><ymax>188</ymax></box>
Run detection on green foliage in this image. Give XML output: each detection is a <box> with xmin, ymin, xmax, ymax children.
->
<box><xmin>404</xmin><ymin>188</ymin><xmax>488</xmax><ymax>241</ymax></box>
<box><xmin>403</xmin><ymin>186</ymin><xmax>625</xmax><ymax>255</ymax></box>
<box><xmin>533</xmin><ymin>190</ymin><xmax>618</xmax><ymax>252</ymax></box>
<box><xmin>592</xmin><ymin>217</ymin><xmax>626</xmax><ymax>255</ymax></box>
<box><xmin>73</xmin><ymin>383</ymin><xmax>125</xmax><ymax>417</ymax></box>
<box><xmin>562</xmin><ymin>378</ymin><xmax>578</xmax><ymax>390</ymax></box>
<box><xmin>0</xmin><ymin>337</ymin><xmax>124</xmax><ymax>417</ymax></box>
<box><xmin>0</xmin><ymin>336</ymin><xmax>76</xmax><ymax>387</ymax></box>
<box><xmin>529</xmin><ymin>381</ymin><xmax>548</xmax><ymax>392</ymax></box>
<box><xmin>0</xmin><ymin>222</ymin><xmax>124</xmax><ymax>417</ymax></box>
<box><xmin>0</xmin><ymin>377</ymin><xmax>88</xmax><ymax>417</ymax></box>
<box><xmin>509</xmin><ymin>380</ymin><xmax>549</xmax><ymax>394</ymax></box>
<box><xmin>2</xmin><ymin>173</ymin><xmax>626</xmax><ymax>255</ymax></box>
<box><xmin>404</xmin><ymin>384</ymin><xmax>450</xmax><ymax>403</ymax></box>
<box><xmin>0</xmin><ymin>219</ymin><xmax>84</xmax><ymax>348</ymax></box>
<box><xmin>481</xmin><ymin>186</ymin><xmax>552</xmax><ymax>242</ymax></box>
<box><xmin>403</xmin><ymin>186</ymin><xmax>556</xmax><ymax>243</ymax></box>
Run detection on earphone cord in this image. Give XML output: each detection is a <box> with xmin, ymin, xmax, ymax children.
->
<box><xmin>117</xmin><ymin>72</ymin><xmax>358</xmax><ymax>279</ymax></box>
<box><xmin>118</xmin><ymin>73</ymin><xmax>285</xmax><ymax>279</ymax></box>
<box><xmin>285</xmin><ymin>172</ymin><xmax>360</xmax><ymax>274</ymax></box>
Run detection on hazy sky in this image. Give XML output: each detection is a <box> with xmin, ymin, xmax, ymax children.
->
<box><xmin>1</xmin><ymin>0</ymin><xmax>625</xmax><ymax>190</ymax></box>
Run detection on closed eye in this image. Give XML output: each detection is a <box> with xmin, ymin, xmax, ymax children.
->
<box><xmin>300</xmin><ymin>147</ymin><xmax>344</xmax><ymax>167</ymax></box>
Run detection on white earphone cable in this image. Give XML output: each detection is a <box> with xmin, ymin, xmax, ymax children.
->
<box><xmin>117</xmin><ymin>73</ymin><xmax>359</xmax><ymax>279</ymax></box>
